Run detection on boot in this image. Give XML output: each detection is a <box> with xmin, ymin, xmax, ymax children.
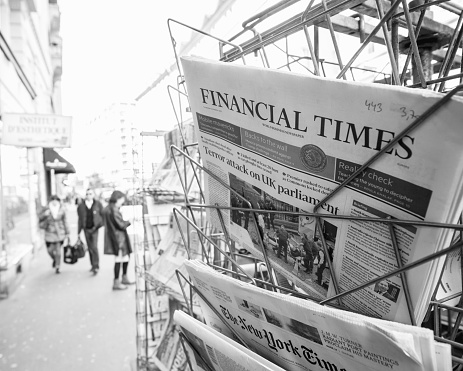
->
<box><xmin>113</xmin><ymin>279</ymin><xmax>128</xmax><ymax>290</ymax></box>
<box><xmin>121</xmin><ymin>274</ymin><xmax>135</xmax><ymax>285</ymax></box>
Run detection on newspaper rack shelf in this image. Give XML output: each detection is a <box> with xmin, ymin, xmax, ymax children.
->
<box><xmin>134</xmin><ymin>0</ymin><xmax>463</xmax><ymax>369</ymax></box>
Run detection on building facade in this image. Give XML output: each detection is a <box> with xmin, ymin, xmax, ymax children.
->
<box><xmin>85</xmin><ymin>102</ymin><xmax>141</xmax><ymax>192</ymax></box>
<box><xmin>0</xmin><ymin>0</ymin><xmax>64</xmax><ymax>295</ymax></box>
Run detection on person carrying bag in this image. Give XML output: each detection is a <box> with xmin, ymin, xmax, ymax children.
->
<box><xmin>38</xmin><ymin>195</ymin><xmax>70</xmax><ymax>274</ymax></box>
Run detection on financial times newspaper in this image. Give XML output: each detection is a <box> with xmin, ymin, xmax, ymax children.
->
<box><xmin>174</xmin><ymin>310</ymin><xmax>286</xmax><ymax>371</ymax></box>
<box><xmin>184</xmin><ymin>260</ymin><xmax>442</xmax><ymax>371</ymax></box>
<box><xmin>181</xmin><ymin>56</ymin><xmax>463</xmax><ymax>324</ymax></box>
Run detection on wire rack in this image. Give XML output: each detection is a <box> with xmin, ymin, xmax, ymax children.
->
<box><xmin>136</xmin><ymin>0</ymin><xmax>463</xmax><ymax>369</ymax></box>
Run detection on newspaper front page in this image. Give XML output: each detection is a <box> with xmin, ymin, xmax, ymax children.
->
<box><xmin>184</xmin><ymin>259</ymin><xmax>439</xmax><ymax>371</ymax></box>
<box><xmin>181</xmin><ymin>56</ymin><xmax>463</xmax><ymax>324</ymax></box>
<box><xmin>174</xmin><ymin>310</ymin><xmax>286</xmax><ymax>371</ymax></box>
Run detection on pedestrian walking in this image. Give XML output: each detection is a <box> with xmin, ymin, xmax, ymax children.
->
<box><xmin>102</xmin><ymin>190</ymin><xmax>134</xmax><ymax>290</ymax></box>
<box><xmin>38</xmin><ymin>195</ymin><xmax>70</xmax><ymax>274</ymax></box>
<box><xmin>242</xmin><ymin>195</ymin><xmax>250</xmax><ymax>230</ymax></box>
<box><xmin>77</xmin><ymin>188</ymin><xmax>104</xmax><ymax>274</ymax></box>
<box><xmin>301</xmin><ymin>233</ymin><xmax>314</xmax><ymax>274</ymax></box>
<box><xmin>265</xmin><ymin>198</ymin><xmax>276</xmax><ymax>230</ymax></box>
<box><xmin>276</xmin><ymin>224</ymin><xmax>289</xmax><ymax>263</ymax></box>
<box><xmin>315</xmin><ymin>244</ymin><xmax>326</xmax><ymax>286</ymax></box>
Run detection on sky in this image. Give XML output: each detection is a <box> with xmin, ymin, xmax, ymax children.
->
<box><xmin>59</xmin><ymin>0</ymin><xmax>220</xmax><ymax>122</ymax></box>
<box><xmin>57</xmin><ymin>0</ymin><xmax>283</xmax><ymax>176</ymax></box>
<box><xmin>57</xmin><ymin>0</ymin><xmax>225</xmax><ymax>173</ymax></box>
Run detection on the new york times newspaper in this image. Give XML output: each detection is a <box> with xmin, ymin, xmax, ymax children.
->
<box><xmin>184</xmin><ymin>260</ymin><xmax>442</xmax><ymax>371</ymax></box>
<box><xmin>181</xmin><ymin>56</ymin><xmax>463</xmax><ymax>325</ymax></box>
<box><xmin>174</xmin><ymin>310</ymin><xmax>286</xmax><ymax>371</ymax></box>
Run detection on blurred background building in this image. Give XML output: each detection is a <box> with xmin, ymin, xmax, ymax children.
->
<box><xmin>0</xmin><ymin>0</ymin><xmax>67</xmax><ymax>297</ymax></box>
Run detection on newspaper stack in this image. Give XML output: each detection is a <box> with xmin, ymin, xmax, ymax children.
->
<box><xmin>181</xmin><ymin>56</ymin><xmax>463</xmax><ymax>325</ymax></box>
<box><xmin>174</xmin><ymin>310</ymin><xmax>286</xmax><ymax>371</ymax></box>
<box><xmin>184</xmin><ymin>259</ymin><xmax>452</xmax><ymax>371</ymax></box>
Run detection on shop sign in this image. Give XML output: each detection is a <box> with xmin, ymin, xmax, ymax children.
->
<box><xmin>1</xmin><ymin>113</ymin><xmax>72</xmax><ymax>148</ymax></box>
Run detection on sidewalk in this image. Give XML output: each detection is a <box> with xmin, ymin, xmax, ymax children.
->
<box><xmin>0</xmin><ymin>204</ymin><xmax>137</xmax><ymax>371</ymax></box>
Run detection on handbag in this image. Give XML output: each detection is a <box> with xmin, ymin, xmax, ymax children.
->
<box><xmin>74</xmin><ymin>237</ymin><xmax>87</xmax><ymax>259</ymax></box>
<box><xmin>63</xmin><ymin>239</ymin><xmax>78</xmax><ymax>264</ymax></box>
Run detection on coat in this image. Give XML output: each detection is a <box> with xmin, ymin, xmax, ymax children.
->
<box><xmin>103</xmin><ymin>203</ymin><xmax>132</xmax><ymax>256</ymax></box>
<box><xmin>39</xmin><ymin>206</ymin><xmax>69</xmax><ymax>243</ymax></box>
<box><xmin>77</xmin><ymin>200</ymin><xmax>104</xmax><ymax>234</ymax></box>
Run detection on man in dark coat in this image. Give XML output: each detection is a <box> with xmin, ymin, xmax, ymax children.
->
<box><xmin>77</xmin><ymin>188</ymin><xmax>104</xmax><ymax>274</ymax></box>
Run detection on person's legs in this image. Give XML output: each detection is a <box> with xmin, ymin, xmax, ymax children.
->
<box><xmin>308</xmin><ymin>257</ymin><xmax>313</xmax><ymax>273</ymax></box>
<box><xmin>46</xmin><ymin>242</ymin><xmax>55</xmax><ymax>267</ymax></box>
<box><xmin>121</xmin><ymin>255</ymin><xmax>134</xmax><ymax>285</ymax></box>
<box><xmin>84</xmin><ymin>230</ymin><xmax>94</xmax><ymax>269</ymax></box>
<box><xmin>113</xmin><ymin>251</ymin><xmax>128</xmax><ymax>290</ymax></box>
<box><xmin>85</xmin><ymin>230</ymin><xmax>100</xmax><ymax>271</ymax></box>
<box><xmin>283</xmin><ymin>242</ymin><xmax>288</xmax><ymax>263</ymax></box>
<box><xmin>114</xmin><ymin>262</ymin><xmax>121</xmax><ymax>279</ymax></box>
<box><xmin>51</xmin><ymin>241</ymin><xmax>63</xmax><ymax>273</ymax></box>
<box><xmin>277</xmin><ymin>241</ymin><xmax>282</xmax><ymax>258</ymax></box>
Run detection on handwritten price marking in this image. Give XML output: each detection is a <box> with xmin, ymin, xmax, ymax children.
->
<box><xmin>400</xmin><ymin>107</ymin><xmax>420</xmax><ymax>121</ymax></box>
<box><xmin>365</xmin><ymin>100</ymin><xmax>383</xmax><ymax>113</ymax></box>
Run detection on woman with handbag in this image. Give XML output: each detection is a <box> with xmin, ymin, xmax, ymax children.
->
<box><xmin>103</xmin><ymin>190</ymin><xmax>134</xmax><ymax>290</ymax></box>
<box><xmin>38</xmin><ymin>195</ymin><xmax>70</xmax><ymax>274</ymax></box>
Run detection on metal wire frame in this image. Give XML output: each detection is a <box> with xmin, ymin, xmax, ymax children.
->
<box><xmin>170</xmin><ymin>140</ymin><xmax>463</xmax><ymax>317</ymax></box>
<box><xmin>167</xmin><ymin>18</ymin><xmax>247</xmax><ymax>78</ymax></box>
<box><xmin>178</xmin><ymin>332</ymin><xmax>215</xmax><ymax>371</ymax></box>
<box><xmin>173</xmin><ymin>201</ymin><xmax>357</xmax><ymax>306</ymax></box>
<box><xmin>166</xmin><ymin>0</ymin><xmax>462</xmax><ymax>95</ymax></box>
<box><xmin>175</xmin><ymin>269</ymin><xmax>251</xmax><ymax>348</ymax></box>
<box><xmin>150</xmin><ymin>2</ymin><xmax>463</xmax><ymax>368</ymax></box>
<box><xmin>167</xmin><ymin>83</ymin><xmax>463</xmax><ymax>319</ymax></box>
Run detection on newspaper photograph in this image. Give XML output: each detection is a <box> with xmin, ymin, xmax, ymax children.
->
<box><xmin>174</xmin><ymin>310</ymin><xmax>286</xmax><ymax>371</ymax></box>
<box><xmin>184</xmin><ymin>259</ymin><xmax>439</xmax><ymax>371</ymax></box>
<box><xmin>181</xmin><ymin>56</ymin><xmax>463</xmax><ymax>324</ymax></box>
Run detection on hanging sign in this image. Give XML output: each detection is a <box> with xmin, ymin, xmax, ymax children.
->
<box><xmin>1</xmin><ymin>113</ymin><xmax>72</xmax><ymax>148</ymax></box>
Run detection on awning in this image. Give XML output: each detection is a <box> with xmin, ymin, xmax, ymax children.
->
<box><xmin>43</xmin><ymin>148</ymin><xmax>76</xmax><ymax>174</ymax></box>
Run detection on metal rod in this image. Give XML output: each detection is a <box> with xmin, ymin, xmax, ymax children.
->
<box><xmin>375</xmin><ymin>0</ymin><xmax>401</xmax><ymax>85</ymax></box>
<box><xmin>388</xmin><ymin>221</ymin><xmax>417</xmax><ymax>325</ymax></box>
<box><xmin>408</xmin><ymin>72</ymin><xmax>463</xmax><ymax>88</ymax></box>
<box><xmin>314</xmin><ymin>84</ymin><xmax>463</xmax><ymax>211</ymax></box>
<box><xmin>315</xmin><ymin>217</ymin><xmax>342</xmax><ymax>303</ymax></box>
<box><xmin>175</xmin><ymin>270</ymin><xmax>193</xmax><ymax>317</ymax></box>
<box><xmin>434</xmin><ymin>11</ymin><xmax>463</xmax><ymax>90</ymax></box>
<box><xmin>179</xmin><ymin>333</ymin><xmax>215</xmax><ymax>371</ymax></box>
<box><xmin>400</xmin><ymin>0</ymin><xmax>428</xmax><ymax>85</ymax></box>
<box><xmin>167</xmin><ymin>18</ymin><xmax>247</xmax><ymax>68</ymax></box>
<box><xmin>303</xmin><ymin>25</ymin><xmax>321</xmax><ymax>76</ymax></box>
<box><xmin>321</xmin><ymin>240</ymin><xmax>463</xmax><ymax>306</ymax></box>
<box><xmin>187</xmin><ymin>202</ymin><xmax>463</xmax><ymax>230</ymax></box>
<box><xmin>175</xmin><ymin>269</ymin><xmax>251</xmax><ymax>348</ymax></box>
<box><xmin>401</xmin><ymin>0</ymin><xmax>427</xmax><ymax>88</ymax></box>
<box><xmin>439</xmin><ymin>19</ymin><xmax>463</xmax><ymax>92</ymax></box>
<box><xmin>322</xmin><ymin>0</ymin><xmax>347</xmax><ymax>79</ymax></box>
<box><xmin>173</xmin><ymin>207</ymin><xmax>257</xmax><ymax>284</ymax></box>
<box><xmin>224</xmin><ymin>0</ymin><xmax>364</xmax><ymax>63</ymax></box>
<box><xmin>336</xmin><ymin>0</ymin><xmax>403</xmax><ymax>79</ymax></box>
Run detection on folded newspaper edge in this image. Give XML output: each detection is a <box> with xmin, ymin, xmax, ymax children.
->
<box><xmin>181</xmin><ymin>55</ymin><xmax>463</xmax><ymax>325</ymax></box>
<box><xmin>184</xmin><ymin>259</ymin><xmax>451</xmax><ymax>371</ymax></box>
<box><xmin>174</xmin><ymin>310</ymin><xmax>287</xmax><ymax>371</ymax></box>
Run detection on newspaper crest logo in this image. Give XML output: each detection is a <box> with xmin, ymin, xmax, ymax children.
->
<box><xmin>300</xmin><ymin>144</ymin><xmax>327</xmax><ymax>173</ymax></box>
